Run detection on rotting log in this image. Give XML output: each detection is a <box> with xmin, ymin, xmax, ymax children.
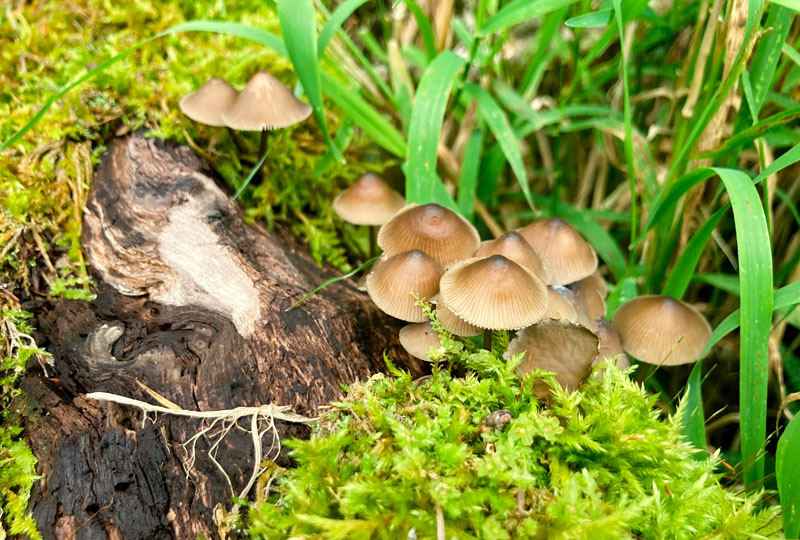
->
<box><xmin>20</xmin><ymin>134</ymin><xmax>422</xmax><ymax>540</ymax></box>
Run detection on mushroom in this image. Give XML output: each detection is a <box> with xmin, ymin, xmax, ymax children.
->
<box><xmin>365</xmin><ymin>250</ymin><xmax>444</xmax><ymax>322</ymax></box>
<box><xmin>611</xmin><ymin>295</ymin><xmax>712</xmax><ymax>366</ymax></box>
<box><xmin>473</xmin><ymin>231</ymin><xmax>550</xmax><ymax>283</ymax></box>
<box><xmin>568</xmin><ymin>278</ymin><xmax>606</xmax><ymax>320</ymax></box>
<box><xmin>377</xmin><ymin>203</ymin><xmax>481</xmax><ymax>267</ymax></box>
<box><xmin>506</xmin><ymin>319</ymin><xmax>599</xmax><ymax>398</ymax></box>
<box><xmin>221</xmin><ymin>71</ymin><xmax>312</xmax><ymax>197</ymax></box>
<box><xmin>594</xmin><ymin>318</ymin><xmax>630</xmax><ymax>369</ymax></box>
<box><xmin>516</xmin><ymin>217</ymin><xmax>597</xmax><ymax>285</ymax></box>
<box><xmin>543</xmin><ymin>286</ymin><xmax>578</xmax><ymax>323</ymax></box>
<box><xmin>333</xmin><ymin>173</ymin><xmax>406</xmax><ymax>258</ymax></box>
<box><xmin>439</xmin><ymin>255</ymin><xmax>548</xmax><ymax>348</ymax></box>
<box><xmin>179</xmin><ymin>77</ymin><xmax>239</xmax><ymax>127</ymax></box>
<box><xmin>399</xmin><ymin>321</ymin><xmax>444</xmax><ymax>361</ymax></box>
<box><xmin>430</xmin><ymin>293</ymin><xmax>481</xmax><ymax>337</ymax></box>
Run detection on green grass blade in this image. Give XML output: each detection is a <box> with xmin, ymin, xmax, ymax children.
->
<box><xmin>278</xmin><ymin>0</ymin><xmax>343</xmax><ymax>163</ymax></box>
<box><xmin>405</xmin><ymin>51</ymin><xmax>466</xmax><ymax>209</ymax></box>
<box><xmin>321</xmin><ymin>72</ymin><xmax>406</xmax><ymax>157</ymax></box>
<box><xmin>317</xmin><ymin>0</ymin><xmax>370</xmax><ymax>57</ymax></box>
<box><xmin>702</xmin><ymin>280</ymin><xmax>800</xmax><ymax>356</ymax></box>
<box><xmin>661</xmin><ymin>204</ymin><xmax>729</xmax><ymax>299</ymax></box>
<box><xmin>232</xmin><ymin>152</ymin><xmax>269</xmax><ymax>201</ymax></box>
<box><xmin>458</xmin><ymin>129</ymin><xmax>484</xmax><ymax>220</ymax></box>
<box><xmin>0</xmin><ymin>20</ymin><xmax>287</xmax><ymax>151</ymax></box>
<box><xmin>765</xmin><ymin>0</ymin><xmax>800</xmax><ymax>12</ymax></box>
<box><xmin>566</xmin><ymin>9</ymin><xmax>613</xmax><ymax>28</ymax></box>
<box><xmin>479</xmin><ymin>0</ymin><xmax>579</xmax><ymax>35</ymax></box>
<box><xmin>777</xmin><ymin>414</ymin><xmax>800</xmax><ymax>538</ymax></box>
<box><xmin>286</xmin><ymin>257</ymin><xmax>378</xmax><ymax>311</ymax></box>
<box><xmin>401</xmin><ymin>0</ymin><xmax>437</xmax><ymax>61</ymax></box>
<box><xmin>692</xmin><ymin>273</ymin><xmax>741</xmax><ymax>296</ymax></box>
<box><xmin>712</xmin><ymin>167</ymin><xmax>773</xmax><ymax>488</ymax></box>
<box><xmin>697</xmin><ymin>107</ymin><xmax>800</xmax><ymax>159</ymax></box>
<box><xmin>611</xmin><ymin>0</ymin><xmax>637</xmax><ymax>260</ymax></box>
<box><xmin>748</xmin><ymin>6</ymin><xmax>794</xmax><ymax>117</ymax></box>
<box><xmin>464</xmin><ymin>84</ymin><xmax>535</xmax><ymax>212</ymax></box>
<box><xmin>683</xmin><ymin>361</ymin><xmax>707</xmax><ymax>453</ymax></box>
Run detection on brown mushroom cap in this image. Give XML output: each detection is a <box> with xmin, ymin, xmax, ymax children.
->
<box><xmin>544</xmin><ymin>287</ymin><xmax>578</xmax><ymax>323</ymax></box>
<box><xmin>365</xmin><ymin>250</ymin><xmax>443</xmax><ymax>322</ymax></box>
<box><xmin>333</xmin><ymin>173</ymin><xmax>406</xmax><ymax>226</ymax></box>
<box><xmin>221</xmin><ymin>71</ymin><xmax>312</xmax><ymax>131</ymax></box>
<box><xmin>377</xmin><ymin>203</ymin><xmax>481</xmax><ymax>267</ymax></box>
<box><xmin>399</xmin><ymin>322</ymin><xmax>443</xmax><ymax>361</ymax></box>
<box><xmin>516</xmin><ymin>217</ymin><xmax>598</xmax><ymax>285</ymax></box>
<box><xmin>569</xmin><ymin>279</ymin><xmax>607</xmax><ymax>320</ymax></box>
<box><xmin>179</xmin><ymin>77</ymin><xmax>240</xmax><ymax>127</ymax></box>
<box><xmin>612</xmin><ymin>295</ymin><xmax>712</xmax><ymax>366</ymax></box>
<box><xmin>571</xmin><ymin>270</ymin><xmax>607</xmax><ymax>299</ymax></box>
<box><xmin>430</xmin><ymin>294</ymin><xmax>481</xmax><ymax>336</ymax></box>
<box><xmin>439</xmin><ymin>255</ymin><xmax>548</xmax><ymax>330</ymax></box>
<box><xmin>507</xmin><ymin>319</ymin><xmax>599</xmax><ymax>396</ymax></box>
<box><xmin>594</xmin><ymin>318</ymin><xmax>630</xmax><ymax>369</ymax></box>
<box><xmin>474</xmin><ymin>231</ymin><xmax>551</xmax><ymax>283</ymax></box>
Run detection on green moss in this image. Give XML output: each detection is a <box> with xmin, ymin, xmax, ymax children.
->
<box><xmin>245</xmin><ymin>319</ymin><xmax>781</xmax><ymax>539</ymax></box>
<box><xmin>0</xmin><ymin>309</ymin><xmax>47</xmax><ymax>540</ymax></box>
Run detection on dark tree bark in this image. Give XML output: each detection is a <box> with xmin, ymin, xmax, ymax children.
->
<box><xmin>21</xmin><ymin>134</ymin><xmax>421</xmax><ymax>540</ymax></box>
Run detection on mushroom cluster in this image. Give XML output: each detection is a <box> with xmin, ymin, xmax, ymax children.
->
<box><xmin>353</xmin><ymin>207</ymin><xmax>712</xmax><ymax>396</ymax></box>
<box><xmin>179</xmin><ymin>72</ymin><xmax>312</xmax><ymax>193</ymax></box>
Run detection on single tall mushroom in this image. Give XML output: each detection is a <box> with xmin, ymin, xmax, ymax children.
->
<box><xmin>612</xmin><ymin>295</ymin><xmax>711</xmax><ymax>366</ymax></box>
<box><xmin>333</xmin><ymin>173</ymin><xmax>405</xmax><ymax>258</ymax></box>
<box><xmin>439</xmin><ymin>255</ymin><xmax>548</xmax><ymax>348</ymax></box>
<box><xmin>221</xmin><ymin>71</ymin><xmax>312</xmax><ymax>197</ymax></box>
<box><xmin>179</xmin><ymin>77</ymin><xmax>244</xmax><ymax>151</ymax></box>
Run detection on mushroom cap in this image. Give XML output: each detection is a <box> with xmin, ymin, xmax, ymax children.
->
<box><xmin>516</xmin><ymin>217</ymin><xmax>598</xmax><ymax>285</ymax></box>
<box><xmin>221</xmin><ymin>71</ymin><xmax>312</xmax><ymax>131</ymax></box>
<box><xmin>430</xmin><ymin>293</ymin><xmax>481</xmax><ymax>337</ymax></box>
<box><xmin>399</xmin><ymin>322</ymin><xmax>443</xmax><ymax>361</ymax></box>
<box><xmin>365</xmin><ymin>250</ymin><xmax>444</xmax><ymax>322</ymax></box>
<box><xmin>544</xmin><ymin>286</ymin><xmax>578</xmax><ymax>323</ymax></box>
<box><xmin>439</xmin><ymin>255</ymin><xmax>548</xmax><ymax>330</ymax></box>
<box><xmin>569</xmin><ymin>279</ymin><xmax>607</xmax><ymax>320</ymax></box>
<box><xmin>377</xmin><ymin>203</ymin><xmax>481</xmax><ymax>267</ymax></box>
<box><xmin>179</xmin><ymin>77</ymin><xmax>240</xmax><ymax>127</ymax></box>
<box><xmin>474</xmin><ymin>231</ymin><xmax>551</xmax><ymax>283</ymax></box>
<box><xmin>594</xmin><ymin>318</ymin><xmax>630</xmax><ymax>369</ymax></box>
<box><xmin>612</xmin><ymin>295</ymin><xmax>712</xmax><ymax>366</ymax></box>
<box><xmin>507</xmin><ymin>319</ymin><xmax>599</xmax><ymax>395</ymax></box>
<box><xmin>333</xmin><ymin>173</ymin><xmax>406</xmax><ymax>226</ymax></box>
<box><xmin>571</xmin><ymin>270</ymin><xmax>607</xmax><ymax>299</ymax></box>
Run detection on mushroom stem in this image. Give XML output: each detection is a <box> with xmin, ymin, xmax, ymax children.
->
<box><xmin>259</xmin><ymin>129</ymin><xmax>270</xmax><ymax>203</ymax></box>
<box><xmin>368</xmin><ymin>225</ymin><xmax>377</xmax><ymax>259</ymax></box>
<box><xmin>483</xmin><ymin>329</ymin><xmax>493</xmax><ymax>351</ymax></box>
<box><xmin>259</xmin><ymin>129</ymin><xmax>269</xmax><ymax>157</ymax></box>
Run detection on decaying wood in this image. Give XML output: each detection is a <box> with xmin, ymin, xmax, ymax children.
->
<box><xmin>21</xmin><ymin>134</ymin><xmax>421</xmax><ymax>539</ymax></box>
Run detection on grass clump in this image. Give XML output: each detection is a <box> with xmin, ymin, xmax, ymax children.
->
<box><xmin>246</xmin><ymin>348</ymin><xmax>780</xmax><ymax>539</ymax></box>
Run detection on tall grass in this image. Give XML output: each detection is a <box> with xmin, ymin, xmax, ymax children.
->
<box><xmin>3</xmin><ymin>0</ymin><xmax>800</xmax><ymax>521</ymax></box>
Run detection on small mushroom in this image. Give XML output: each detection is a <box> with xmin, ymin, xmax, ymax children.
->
<box><xmin>365</xmin><ymin>250</ymin><xmax>443</xmax><ymax>322</ymax></box>
<box><xmin>430</xmin><ymin>293</ymin><xmax>481</xmax><ymax>337</ymax></box>
<box><xmin>439</xmin><ymin>255</ymin><xmax>548</xmax><ymax>348</ymax></box>
<box><xmin>568</xmin><ymin>278</ymin><xmax>606</xmax><ymax>320</ymax></box>
<box><xmin>333</xmin><ymin>173</ymin><xmax>405</xmax><ymax>257</ymax></box>
<box><xmin>612</xmin><ymin>295</ymin><xmax>711</xmax><ymax>366</ymax></box>
<box><xmin>221</xmin><ymin>71</ymin><xmax>312</xmax><ymax>196</ymax></box>
<box><xmin>507</xmin><ymin>319</ymin><xmax>599</xmax><ymax>398</ymax></box>
<box><xmin>399</xmin><ymin>321</ymin><xmax>444</xmax><ymax>361</ymax></box>
<box><xmin>543</xmin><ymin>286</ymin><xmax>578</xmax><ymax>323</ymax></box>
<box><xmin>516</xmin><ymin>217</ymin><xmax>597</xmax><ymax>285</ymax></box>
<box><xmin>594</xmin><ymin>318</ymin><xmax>630</xmax><ymax>369</ymax></box>
<box><xmin>473</xmin><ymin>231</ymin><xmax>551</xmax><ymax>283</ymax></box>
<box><xmin>377</xmin><ymin>203</ymin><xmax>480</xmax><ymax>267</ymax></box>
<box><xmin>179</xmin><ymin>77</ymin><xmax>239</xmax><ymax>126</ymax></box>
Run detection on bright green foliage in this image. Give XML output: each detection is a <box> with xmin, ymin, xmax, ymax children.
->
<box><xmin>246</xmin><ymin>332</ymin><xmax>779</xmax><ymax>538</ymax></box>
<box><xmin>1</xmin><ymin>309</ymin><xmax>46</xmax><ymax>540</ymax></box>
